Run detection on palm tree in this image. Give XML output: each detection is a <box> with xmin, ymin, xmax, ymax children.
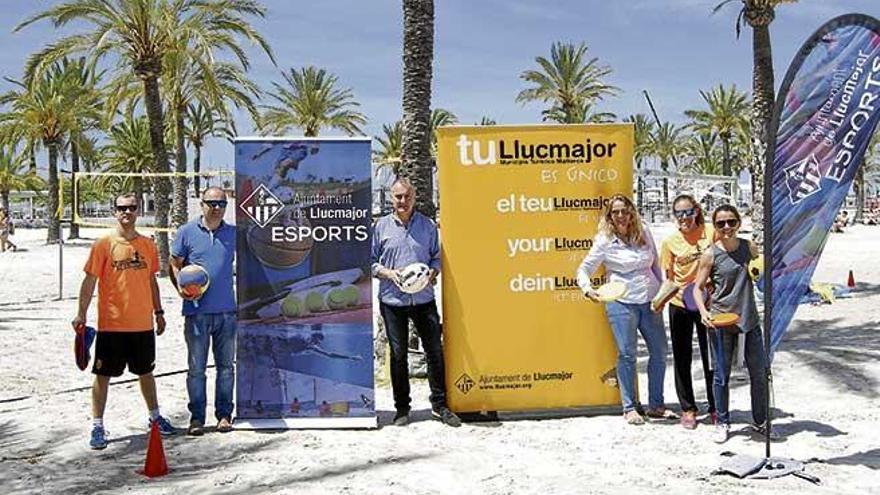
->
<box><xmin>18</xmin><ymin>0</ymin><xmax>275</xmax><ymax>273</ymax></box>
<box><xmin>101</xmin><ymin>114</ymin><xmax>160</xmax><ymax>203</ymax></box>
<box><xmin>0</xmin><ymin>67</ymin><xmax>80</xmax><ymax>243</ymax></box>
<box><xmin>185</xmin><ymin>103</ymin><xmax>233</xmax><ymax>196</ymax></box>
<box><xmin>159</xmin><ymin>18</ymin><xmax>262</xmax><ymax>226</ymax></box>
<box><xmin>0</xmin><ymin>145</ymin><xmax>43</xmax><ymax>213</ymax></box>
<box><xmin>430</xmin><ymin>108</ymin><xmax>458</xmax><ymax>154</ymax></box>
<box><xmin>517</xmin><ymin>42</ymin><xmax>618</xmax><ymax>124</ymax></box>
<box><xmin>258</xmin><ymin>66</ymin><xmax>366</xmax><ymax>137</ymax></box>
<box><xmin>54</xmin><ymin>58</ymin><xmax>104</xmax><ymax>239</ymax></box>
<box><xmin>684</xmin><ymin>84</ymin><xmax>749</xmax><ymax>179</ymax></box>
<box><xmin>624</xmin><ymin>114</ymin><xmax>656</xmax><ymax>210</ymax></box>
<box><xmin>715</xmin><ymin>0</ymin><xmax>799</xmax><ymax>246</ymax></box>
<box><xmin>376</xmin><ymin>108</ymin><xmax>457</xmax><ymax>178</ymax></box>
<box><xmin>402</xmin><ymin>0</ymin><xmax>436</xmax><ymax>218</ymax></box>
<box><xmin>855</xmin><ymin>130</ymin><xmax>880</xmax><ymax>222</ymax></box>
<box><xmin>682</xmin><ymin>132</ymin><xmax>724</xmax><ymax>176</ymax></box>
<box><xmin>648</xmin><ymin>122</ymin><xmax>685</xmax><ymax>206</ymax></box>
<box><xmin>374</xmin><ymin>121</ymin><xmax>403</xmax><ymax>175</ymax></box>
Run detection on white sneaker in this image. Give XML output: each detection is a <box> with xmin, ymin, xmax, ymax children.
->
<box><xmin>714</xmin><ymin>423</ymin><xmax>730</xmax><ymax>444</ymax></box>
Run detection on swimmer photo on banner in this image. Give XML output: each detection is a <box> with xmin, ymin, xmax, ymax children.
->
<box><xmin>234</xmin><ymin>137</ymin><xmax>376</xmax><ymax>429</ymax></box>
<box><xmin>437</xmin><ymin>124</ymin><xmax>633</xmax><ymax>413</ymax></box>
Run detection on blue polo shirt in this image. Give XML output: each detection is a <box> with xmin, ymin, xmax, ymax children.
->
<box><xmin>171</xmin><ymin>217</ymin><xmax>236</xmax><ymax>316</ymax></box>
<box><xmin>370</xmin><ymin>211</ymin><xmax>441</xmax><ymax>306</ymax></box>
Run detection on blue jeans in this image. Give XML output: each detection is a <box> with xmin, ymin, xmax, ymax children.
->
<box><xmin>184</xmin><ymin>312</ymin><xmax>237</xmax><ymax>423</ymax></box>
<box><xmin>712</xmin><ymin>326</ymin><xmax>768</xmax><ymax>426</ymax></box>
<box><xmin>605</xmin><ymin>301</ymin><xmax>667</xmax><ymax>413</ymax></box>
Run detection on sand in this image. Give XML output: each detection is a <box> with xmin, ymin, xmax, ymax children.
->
<box><xmin>0</xmin><ymin>223</ymin><xmax>878</xmax><ymax>495</ymax></box>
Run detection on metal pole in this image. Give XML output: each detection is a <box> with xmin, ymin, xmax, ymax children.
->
<box><xmin>58</xmin><ymin>238</ymin><xmax>63</xmax><ymax>301</ymax></box>
<box><xmin>763</xmin><ymin>107</ymin><xmax>778</xmax><ymax>462</ymax></box>
<box><xmin>642</xmin><ymin>90</ymin><xmax>681</xmax><ymax>171</ymax></box>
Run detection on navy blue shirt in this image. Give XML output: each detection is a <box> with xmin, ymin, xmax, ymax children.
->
<box><xmin>371</xmin><ymin>211</ymin><xmax>440</xmax><ymax>306</ymax></box>
<box><xmin>171</xmin><ymin>218</ymin><xmax>236</xmax><ymax>316</ymax></box>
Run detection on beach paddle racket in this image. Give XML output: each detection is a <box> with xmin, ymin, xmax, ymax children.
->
<box><xmin>74</xmin><ymin>323</ymin><xmax>97</xmax><ymax>371</ymax></box>
<box><xmin>710</xmin><ymin>313</ymin><xmax>740</xmax><ymax>328</ymax></box>
<box><xmin>651</xmin><ymin>280</ymin><xmax>679</xmax><ymax>312</ymax></box>
<box><xmin>594</xmin><ymin>281</ymin><xmax>627</xmax><ymax>302</ymax></box>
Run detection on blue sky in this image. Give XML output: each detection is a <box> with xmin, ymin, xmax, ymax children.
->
<box><xmin>1</xmin><ymin>0</ymin><xmax>877</xmax><ymax>172</ymax></box>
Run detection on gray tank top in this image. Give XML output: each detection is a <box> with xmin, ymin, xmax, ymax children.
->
<box><xmin>710</xmin><ymin>239</ymin><xmax>759</xmax><ymax>333</ymax></box>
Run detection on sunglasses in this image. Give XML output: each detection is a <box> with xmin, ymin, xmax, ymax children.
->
<box><xmin>610</xmin><ymin>209</ymin><xmax>630</xmax><ymax>217</ymax></box>
<box><xmin>115</xmin><ymin>205</ymin><xmax>138</xmax><ymax>213</ymax></box>
<box><xmin>673</xmin><ymin>208</ymin><xmax>696</xmax><ymax>219</ymax></box>
<box><xmin>203</xmin><ymin>200</ymin><xmax>228</xmax><ymax>209</ymax></box>
<box><xmin>714</xmin><ymin>219</ymin><xmax>739</xmax><ymax>228</ymax></box>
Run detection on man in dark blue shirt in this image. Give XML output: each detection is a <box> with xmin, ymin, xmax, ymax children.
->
<box><xmin>171</xmin><ymin>187</ymin><xmax>237</xmax><ymax>436</ymax></box>
<box><xmin>371</xmin><ymin>177</ymin><xmax>460</xmax><ymax>427</ymax></box>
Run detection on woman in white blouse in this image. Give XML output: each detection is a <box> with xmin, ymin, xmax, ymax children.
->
<box><xmin>576</xmin><ymin>194</ymin><xmax>670</xmax><ymax>425</ymax></box>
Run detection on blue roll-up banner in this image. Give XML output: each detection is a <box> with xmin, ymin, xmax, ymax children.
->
<box><xmin>234</xmin><ymin>137</ymin><xmax>376</xmax><ymax>428</ymax></box>
<box><xmin>768</xmin><ymin>14</ymin><xmax>880</xmax><ymax>353</ymax></box>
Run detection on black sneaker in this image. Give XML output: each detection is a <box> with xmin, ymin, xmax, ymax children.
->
<box><xmin>432</xmin><ymin>407</ymin><xmax>462</xmax><ymax>427</ymax></box>
<box><xmin>392</xmin><ymin>410</ymin><xmax>410</xmax><ymax>426</ymax></box>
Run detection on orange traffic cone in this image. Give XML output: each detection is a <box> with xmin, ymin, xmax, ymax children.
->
<box><xmin>140</xmin><ymin>420</ymin><xmax>169</xmax><ymax>477</ymax></box>
<box><xmin>847</xmin><ymin>270</ymin><xmax>856</xmax><ymax>288</ymax></box>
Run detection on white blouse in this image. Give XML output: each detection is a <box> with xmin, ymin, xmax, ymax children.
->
<box><xmin>575</xmin><ymin>224</ymin><xmax>662</xmax><ymax>304</ymax></box>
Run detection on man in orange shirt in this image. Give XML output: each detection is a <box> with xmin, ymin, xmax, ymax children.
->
<box><xmin>72</xmin><ymin>193</ymin><xmax>174</xmax><ymax>450</ymax></box>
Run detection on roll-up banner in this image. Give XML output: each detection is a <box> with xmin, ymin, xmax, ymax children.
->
<box><xmin>437</xmin><ymin>124</ymin><xmax>633</xmax><ymax>412</ymax></box>
<box><xmin>234</xmin><ymin>137</ymin><xmax>376</xmax><ymax>429</ymax></box>
<box><xmin>767</xmin><ymin>14</ymin><xmax>880</xmax><ymax>353</ymax></box>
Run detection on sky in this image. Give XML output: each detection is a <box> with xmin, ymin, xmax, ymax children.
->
<box><xmin>1</xmin><ymin>0</ymin><xmax>877</xmax><ymax>173</ymax></box>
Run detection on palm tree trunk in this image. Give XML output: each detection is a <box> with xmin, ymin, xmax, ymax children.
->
<box><xmin>636</xmin><ymin>158</ymin><xmax>644</xmax><ymax>211</ymax></box>
<box><xmin>661</xmin><ymin>159</ymin><xmax>669</xmax><ymax>207</ymax></box>
<box><xmin>28</xmin><ymin>143</ymin><xmax>37</xmax><ymax>173</ymax></box>
<box><xmin>193</xmin><ymin>143</ymin><xmax>202</xmax><ymax>196</ymax></box>
<box><xmin>750</xmin><ymin>22</ymin><xmax>775</xmax><ymax>248</ymax></box>
<box><xmin>69</xmin><ymin>140</ymin><xmax>80</xmax><ymax>240</ymax></box>
<box><xmin>143</xmin><ymin>75</ymin><xmax>172</xmax><ymax>276</ymax></box>
<box><xmin>46</xmin><ymin>142</ymin><xmax>60</xmax><ymax>243</ymax></box>
<box><xmin>401</xmin><ymin>0</ymin><xmax>436</xmax><ymax>219</ymax></box>
<box><xmin>1</xmin><ymin>191</ymin><xmax>9</xmax><ymax>213</ymax></box>
<box><xmin>172</xmin><ymin>105</ymin><xmax>188</xmax><ymax>228</ymax></box>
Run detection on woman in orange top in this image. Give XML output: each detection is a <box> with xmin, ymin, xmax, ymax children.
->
<box><xmin>659</xmin><ymin>194</ymin><xmax>715</xmax><ymax>429</ymax></box>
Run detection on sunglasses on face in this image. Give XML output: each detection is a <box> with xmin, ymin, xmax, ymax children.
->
<box><xmin>714</xmin><ymin>219</ymin><xmax>739</xmax><ymax>228</ymax></box>
<box><xmin>610</xmin><ymin>209</ymin><xmax>630</xmax><ymax>217</ymax></box>
<box><xmin>203</xmin><ymin>200</ymin><xmax>228</xmax><ymax>209</ymax></box>
<box><xmin>673</xmin><ymin>208</ymin><xmax>696</xmax><ymax>219</ymax></box>
<box><xmin>115</xmin><ymin>205</ymin><xmax>138</xmax><ymax>213</ymax></box>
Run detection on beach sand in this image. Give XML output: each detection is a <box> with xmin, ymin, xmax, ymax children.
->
<box><xmin>0</xmin><ymin>224</ymin><xmax>877</xmax><ymax>494</ymax></box>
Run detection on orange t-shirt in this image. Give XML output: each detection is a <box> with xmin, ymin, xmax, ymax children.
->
<box><xmin>84</xmin><ymin>233</ymin><xmax>159</xmax><ymax>332</ymax></box>
<box><xmin>660</xmin><ymin>224</ymin><xmax>714</xmax><ymax>308</ymax></box>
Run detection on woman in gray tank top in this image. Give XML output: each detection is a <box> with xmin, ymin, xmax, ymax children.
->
<box><xmin>692</xmin><ymin>205</ymin><xmax>772</xmax><ymax>444</ymax></box>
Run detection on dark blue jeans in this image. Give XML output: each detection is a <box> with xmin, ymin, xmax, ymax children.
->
<box><xmin>712</xmin><ymin>326</ymin><xmax>768</xmax><ymax>426</ymax></box>
<box><xmin>184</xmin><ymin>312</ymin><xmax>236</xmax><ymax>423</ymax></box>
<box><xmin>379</xmin><ymin>300</ymin><xmax>447</xmax><ymax>412</ymax></box>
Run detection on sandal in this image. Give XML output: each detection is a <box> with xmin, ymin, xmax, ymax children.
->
<box><xmin>624</xmin><ymin>410</ymin><xmax>645</xmax><ymax>425</ymax></box>
<box><xmin>645</xmin><ymin>407</ymin><xmax>679</xmax><ymax>419</ymax></box>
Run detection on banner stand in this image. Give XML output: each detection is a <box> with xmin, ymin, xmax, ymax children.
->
<box><xmin>233</xmin><ymin>137</ymin><xmax>377</xmax><ymax>430</ymax></box>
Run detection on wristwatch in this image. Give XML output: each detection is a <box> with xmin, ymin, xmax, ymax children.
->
<box><xmin>154</xmin><ymin>309</ymin><xmax>165</xmax><ymax>316</ymax></box>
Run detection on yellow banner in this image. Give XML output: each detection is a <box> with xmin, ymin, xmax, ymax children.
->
<box><xmin>437</xmin><ymin>124</ymin><xmax>633</xmax><ymax>412</ymax></box>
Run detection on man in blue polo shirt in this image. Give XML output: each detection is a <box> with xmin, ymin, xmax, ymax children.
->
<box><xmin>372</xmin><ymin>177</ymin><xmax>460</xmax><ymax>427</ymax></box>
<box><xmin>171</xmin><ymin>187</ymin><xmax>237</xmax><ymax>436</ymax></box>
